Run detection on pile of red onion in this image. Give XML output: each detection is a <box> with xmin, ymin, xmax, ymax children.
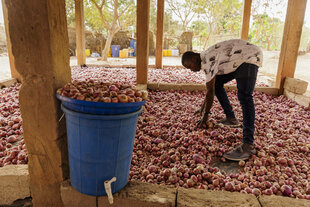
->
<box><xmin>130</xmin><ymin>90</ymin><xmax>309</xmax><ymax>199</ymax></box>
<box><xmin>71</xmin><ymin>66</ymin><xmax>269</xmax><ymax>87</ymax></box>
<box><xmin>56</xmin><ymin>80</ymin><xmax>148</xmax><ymax>103</ymax></box>
<box><xmin>0</xmin><ymin>83</ymin><xmax>27</xmax><ymax>167</ymax></box>
<box><xmin>0</xmin><ymin>67</ymin><xmax>308</xmax><ymax>200</ymax></box>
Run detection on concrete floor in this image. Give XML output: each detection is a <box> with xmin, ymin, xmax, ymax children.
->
<box><xmin>0</xmin><ymin>51</ymin><xmax>309</xmax><ymax>91</ymax></box>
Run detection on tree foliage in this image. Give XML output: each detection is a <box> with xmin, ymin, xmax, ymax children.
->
<box><xmin>249</xmin><ymin>14</ymin><xmax>284</xmax><ymax>51</ymax></box>
<box><xmin>85</xmin><ymin>0</ymin><xmax>135</xmax><ymax>33</ymax></box>
<box><xmin>65</xmin><ymin>0</ymin><xmax>309</xmax><ymax>52</ymax></box>
<box><xmin>166</xmin><ymin>0</ymin><xmax>198</xmax><ymax>32</ymax></box>
<box><xmin>65</xmin><ymin>0</ymin><xmax>76</xmax><ymax>27</ymax></box>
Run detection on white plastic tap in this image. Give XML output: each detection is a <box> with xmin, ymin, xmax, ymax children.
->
<box><xmin>104</xmin><ymin>177</ymin><xmax>117</xmax><ymax>204</ymax></box>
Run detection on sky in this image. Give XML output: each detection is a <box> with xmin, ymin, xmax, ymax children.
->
<box><xmin>0</xmin><ymin>1</ymin><xmax>309</xmax><ymax>28</ymax></box>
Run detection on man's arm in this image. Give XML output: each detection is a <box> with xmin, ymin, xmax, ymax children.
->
<box><xmin>194</xmin><ymin>96</ymin><xmax>206</xmax><ymax>116</ymax></box>
<box><xmin>197</xmin><ymin>77</ymin><xmax>215</xmax><ymax>128</ymax></box>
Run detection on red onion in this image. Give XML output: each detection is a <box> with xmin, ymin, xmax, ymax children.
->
<box><xmin>192</xmin><ymin>154</ymin><xmax>204</xmax><ymax>164</ymax></box>
<box><xmin>186</xmin><ymin>178</ymin><xmax>195</xmax><ymax>187</ymax></box>
<box><xmin>281</xmin><ymin>185</ymin><xmax>292</xmax><ymax>197</ymax></box>
<box><xmin>252</xmin><ymin>188</ymin><xmax>261</xmax><ymax>196</ymax></box>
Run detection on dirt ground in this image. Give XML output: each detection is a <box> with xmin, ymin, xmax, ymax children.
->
<box><xmin>0</xmin><ymin>51</ymin><xmax>309</xmax><ymax>92</ymax></box>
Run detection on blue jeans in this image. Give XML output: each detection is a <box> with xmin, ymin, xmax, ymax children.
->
<box><xmin>214</xmin><ymin>63</ymin><xmax>258</xmax><ymax>145</ymax></box>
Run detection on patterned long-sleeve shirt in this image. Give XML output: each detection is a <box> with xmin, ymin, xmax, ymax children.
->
<box><xmin>200</xmin><ymin>39</ymin><xmax>263</xmax><ymax>82</ymax></box>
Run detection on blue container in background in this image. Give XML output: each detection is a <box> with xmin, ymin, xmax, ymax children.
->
<box><xmin>130</xmin><ymin>40</ymin><xmax>136</xmax><ymax>56</ymax></box>
<box><xmin>61</xmin><ymin>105</ymin><xmax>142</xmax><ymax>196</ymax></box>
<box><xmin>111</xmin><ymin>45</ymin><xmax>120</xmax><ymax>57</ymax></box>
<box><xmin>128</xmin><ymin>49</ymin><xmax>134</xmax><ymax>57</ymax></box>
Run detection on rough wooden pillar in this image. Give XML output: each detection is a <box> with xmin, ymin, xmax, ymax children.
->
<box><xmin>75</xmin><ymin>0</ymin><xmax>86</xmax><ymax>66</ymax></box>
<box><xmin>241</xmin><ymin>0</ymin><xmax>252</xmax><ymax>41</ymax></box>
<box><xmin>136</xmin><ymin>0</ymin><xmax>150</xmax><ymax>85</ymax></box>
<box><xmin>276</xmin><ymin>0</ymin><xmax>307</xmax><ymax>94</ymax></box>
<box><xmin>5</xmin><ymin>0</ymin><xmax>71</xmax><ymax>206</ymax></box>
<box><xmin>155</xmin><ymin>0</ymin><xmax>164</xmax><ymax>69</ymax></box>
<box><xmin>1</xmin><ymin>0</ymin><xmax>21</xmax><ymax>82</ymax></box>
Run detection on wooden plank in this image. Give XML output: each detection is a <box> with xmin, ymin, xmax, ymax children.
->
<box><xmin>0</xmin><ymin>78</ymin><xmax>17</xmax><ymax>88</ymax></box>
<box><xmin>136</xmin><ymin>0</ymin><xmax>150</xmax><ymax>84</ymax></box>
<box><xmin>275</xmin><ymin>0</ymin><xmax>307</xmax><ymax>94</ymax></box>
<box><xmin>75</xmin><ymin>0</ymin><xmax>86</xmax><ymax>66</ymax></box>
<box><xmin>147</xmin><ymin>82</ymin><xmax>279</xmax><ymax>96</ymax></box>
<box><xmin>5</xmin><ymin>0</ymin><xmax>71</xmax><ymax>206</ymax></box>
<box><xmin>1</xmin><ymin>0</ymin><xmax>21</xmax><ymax>82</ymax></box>
<box><xmin>81</xmin><ymin>64</ymin><xmax>185</xmax><ymax>69</ymax></box>
<box><xmin>155</xmin><ymin>0</ymin><xmax>164</xmax><ymax>69</ymax></box>
<box><xmin>225</xmin><ymin>85</ymin><xmax>279</xmax><ymax>96</ymax></box>
<box><xmin>241</xmin><ymin>0</ymin><xmax>252</xmax><ymax>41</ymax></box>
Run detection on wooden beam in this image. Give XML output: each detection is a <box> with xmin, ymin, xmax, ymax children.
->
<box><xmin>241</xmin><ymin>0</ymin><xmax>252</xmax><ymax>41</ymax></box>
<box><xmin>75</xmin><ymin>0</ymin><xmax>86</xmax><ymax>66</ymax></box>
<box><xmin>276</xmin><ymin>0</ymin><xmax>307</xmax><ymax>94</ymax></box>
<box><xmin>1</xmin><ymin>0</ymin><xmax>21</xmax><ymax>82</ymax></box>
<box><xmin>136</xmin><ymin>0</ymin><xmax>150</xmax><ymax>84</ymax></box>
<box><xmin>155</xmin><ymin>0</ymin><xmax>164</xmax><ymax>69</ymax></box>
<box><xmin>4</xmin><ymin>0</ymin><xmax>71</xmax><ymax>206</ymax></box>
<box><xmin>147</xmin><ymin>82</ymin><xmax>279</xmax><ymax>96</ymax></box>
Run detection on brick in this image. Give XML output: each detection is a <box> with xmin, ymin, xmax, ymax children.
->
<box><xmin>177</xmin><ymin>188</ymin><xmax>260</xmax><ymax>207</ymax></box>
<box><xmin>259</xmin><ymin>195</ymin><xmax>310</xmax><ymax>207</ymax></box>
<box><xmin>284</xmin><ymin>77</ymin><xmax>308</xmax><ymax>94</ymax></box>
<box><xmin>0</xmin><ymin>165</ymin><xmax>30</xmax><ymax>205</ymax></box>
<box><xmin>98</xmin><ymin>181</ymin><xmax>176</xmax><ymax>207</ymax></box>
<box><xmin>136</xmin><ymin>84</ymin><xmax>147</xmax><ymax>90</ymax></box>
<box><xmin>60</xmin><ymin>180</ymin><xmax>96</xmax><ymax>207</ymax></box>
<box><xmin>284</xmin><ymin>89</ymin><xmax>310</xmax><ymax>108</ymax></box>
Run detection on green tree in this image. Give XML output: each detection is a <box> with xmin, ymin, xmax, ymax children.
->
<box><xmin>166</xmin><ymin>0</ymin><xmax>198</xmax><ymax>32</ymax></box>
<box><xmin>197</xmin><ymin>0</ymin><xmax>242</xmax><ymax>49</ymax></box>
<box><xmin>250</xmin><ymin>0</ymin><xmax>287</xmax><ymax>50</ymax></box>
<box><xmin>217</xmin><ymin>0</ymin><xmax>242</xmax><ymax>35</ymax></box>
<box><xmin>249</xmin><ymin>13</ymin><xmax>283</xmax><ymax>50</ymax></box>
<box><xmin>149</xmin><ymin>0</ymin><xmax>157</xmax><ymax>35</ymax></box>
<box><xmin>86</xmin><ymin>0</ymin><xmax>135</xmax><ymax>60</ymax></box>
<box><xmin>65</xmin><ymin>0</ymin><xmax>76</xmax><ymax>27</ymax></box>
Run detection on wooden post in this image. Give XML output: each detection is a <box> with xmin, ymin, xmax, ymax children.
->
<box><xmin>155</xmin><ymin>0</ymin><xmax>164</xmax><ymax>69</ymax></box>
<box><xmin>75</xmin><ymin>0</ymin><xmax>86</xmax><ymax>66</ymax></box>
<box><xmin>4</xmin><ymin>0</ymin><xmax>71</xmax><ymax>206</ymax></box>
<box><xmin>1</xmin><ymin>0</ymin><xmax>21</xmax><ymax>82</ymax></box>
<box><xmin>275</xmin><ymin>0</ymin><xmax>307</xmax><ymax>94</ymax></box>
<box><xmin>241</xmin><ymin>0</ymin><xmax>252</xmax><ymax>41</ymax></box>
<box><xmin>136</xmin><ymin>0</ymin><xmax>150</xmax><ymax>86</ymax></box>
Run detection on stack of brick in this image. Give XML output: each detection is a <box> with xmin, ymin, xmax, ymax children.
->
<box><xmin>283</xmin><ymin>77</ymin><xmax>310</xmax><ymax>108</ymax></box>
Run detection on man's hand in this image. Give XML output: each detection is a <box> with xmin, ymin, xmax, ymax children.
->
<box><xmin>194</xmin><ymin>106</ymin><xmax>204</xmax><ymax>116</ymax></box>
<box><xmin>196</xmin><ymin>77</ymin><xmax>215</xmax><ymax>129</ymax></box>
<box><xmin>196</xmin><ymin>115</ymin><xmax>209</xmax><ymax>129</ymax></box>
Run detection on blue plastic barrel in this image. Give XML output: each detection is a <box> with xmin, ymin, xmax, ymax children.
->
<box><xmin>130</xmin><ymin>40</ymin><xmax>136</xmax><ymax>56</ymax></box>
<box><xmin>61</xmin><ymin>105</ymin><xmax>142</xmax><ymax>196</ymax></box>
<box><xmin>111</xmin><ymin>45</ymin><xmax>120</xmax><ymax>57</ymax></box>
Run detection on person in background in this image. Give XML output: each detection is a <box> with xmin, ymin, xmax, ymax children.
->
<box><xmin>181</xmin><ymin>39</ymin><xmax>263</xmax><ymax>161</ymax></box>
